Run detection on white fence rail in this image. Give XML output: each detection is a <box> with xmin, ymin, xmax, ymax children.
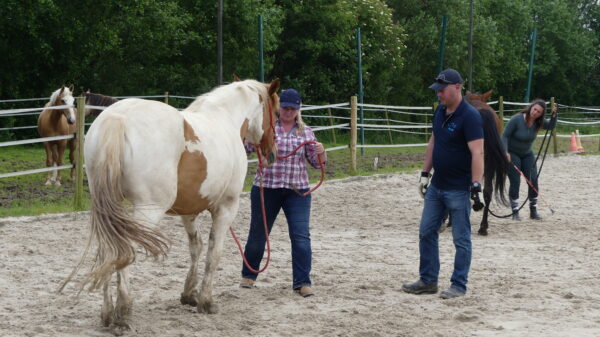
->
<box><xmin>2</xmin><ymin>93</ymin><xmax>599</xmax><ymax>209</ymax></box>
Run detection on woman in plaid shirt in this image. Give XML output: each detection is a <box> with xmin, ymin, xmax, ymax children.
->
<box><xmin>240</xmin><ymin>88</ymin><xmax>326</xmax><ymax>297</ymax></box>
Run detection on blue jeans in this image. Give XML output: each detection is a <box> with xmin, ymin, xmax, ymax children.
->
<box><xmin>241</xmin><ymin>186</ymin><xmax>312</xmax><ymax>289</ymax></box>
<box><xmin>419</xmin><ymin>184</ymin><xmax>472</xmax><ymax>293</ymax></box>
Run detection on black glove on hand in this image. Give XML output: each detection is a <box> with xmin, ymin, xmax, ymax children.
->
<box><xmin>470</xmin><ymin>181</ymin><xmax>484</xmax><ymax>211</ymax></box>
<box><xmin>548</xmin><ymin>116</ymin><xmax>557</xmax><ymax>130</ymax></box>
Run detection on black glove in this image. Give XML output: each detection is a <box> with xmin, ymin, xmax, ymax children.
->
<box><xmin>470</xmin><ymin>181</ymin><xmax>484</xmax><ymax>211</ymax></box>
<box><xmin>548</xmin><ymin>116</ymin><xmax>557</xmax><ymax>130</ymax></box>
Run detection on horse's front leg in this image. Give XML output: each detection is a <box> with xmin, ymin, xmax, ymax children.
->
<box><xmin>43</xmin><ymin>142</ymin><xmax>54</xmax><ymax>185</ymax></box>
<box><xmin>198</xmin><ymin>198</ymin><xmax>239</xmax><ymax>314</ymax></box>
<box><xmin>53</xmin><ymin>142</ymin><xmax>66</xmax><ymax>186</ymax></box>
<box><xmin>180</xmin><ymin>215</ymin><xmax>202</xmax><ymax>307</ymax></box>
<box><xmin>478</xmin><ymin>186</ymin><xmax>493</xmax><ymax>236</ymax></box>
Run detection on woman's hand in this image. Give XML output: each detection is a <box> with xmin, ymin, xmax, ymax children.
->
<box><xmin>506</xmin><ymin>151</ymin><xmax>511</xmax><ymax>163</ymax></box>
<box><xmin>314</xmin><ymin>142</ymin><xmax>325</xmax><ymax>154</ymax></box>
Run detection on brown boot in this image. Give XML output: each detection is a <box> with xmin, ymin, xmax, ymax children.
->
<box><xmin>294</xmin><ymin>286</ymin><xmax>314</xmax><ymax>297</ymax></box>
<box><xmin>239</xmin><ymin>278</ymin><xmax>255</xmax><ymax>288</ymax></box>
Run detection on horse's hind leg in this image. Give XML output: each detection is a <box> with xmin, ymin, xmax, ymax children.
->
<box><xmin>478</xmin><ymin>186</ymin><xmax>493</xmax><ymax>236</ymax></box>
<box><xmin>69</xmin><ymin>139</ymin><xmax>76</xmax><ymax>180</ymax></box>
<box><xmin>198</xmin><ymin>198</ymin><xmax>239</xmax><ymax>314</ymax></box>
<box><xmin>53</xmin><ymin>142</ymin><xmax>65</xmax><ymax>186</ymax></box>
<box><xmin>114</xmin><ymin>268</ymin><xmax>133</xmax><ymax>329</ymax></box>
<box><xmin>101</xmin><ymin>273</ymin><xmax>114</xmax><ymax>327</ymax></box>
<box><xmin>180</xmin><ymin>214</ymin><xmax>202</xmax><ymax>307</ymax></box>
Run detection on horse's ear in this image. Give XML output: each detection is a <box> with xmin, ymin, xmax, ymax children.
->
<box><xmin>59</xmin><ymin>86</ymin><xmax>65</xmax><ymax>95</ymax></box>
<box><xmin>69</xmin><ymin>84</ymin><xmax>74</xmax><ymax>93</ymax></box>
<box><xmin>232</xmin><ymin>73</ymin><xmax>241</xmax><ymax>82</ymax></box>
<box><xmin>268</xmin><ymin>78</ymin><xmax>280</xmax><ymax>96</ymax></box>
<box><xmin>483</xmin><ymin>90</ymin><xmax>493</xmax><ymax>101</ymax></box>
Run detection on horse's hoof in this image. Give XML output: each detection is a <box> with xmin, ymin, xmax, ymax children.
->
<box><xmin>197</xmin><ymin>300</ymin><xmax>218</xmax><ymax>314</ymax></box>
<box><xmin>44</xmin><ymin>180</ymin><xmax>52</xmax><ymax>186</ymax></box>
<box><xmin>478</xmin><ymin>229</ymin><xmax>488</xmax><ymax>236</ymax></box>
<box><xmin>180</xmin><ymin>293</ymin><xmax>198</xmax><ymax>307</ymax></box>
<box><xmin>112</xmin><ymin>320</ymin><xmax>132</xmax><ymax>331</ymax></box>
<box><xmin>101</xmin><ymin>312</ymin><xmax>112</xmax><ymax>327</ymax></box>
<box><xmin>54</xmin><ymin>180</ymin><xmax>62</xmax><ymax>186</ymax></box>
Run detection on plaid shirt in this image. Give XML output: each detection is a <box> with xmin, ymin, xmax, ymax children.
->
<box><xmin>246</xmin><ymin>121</ymin><xmax>322</xmax><ymax>189</ymax></box>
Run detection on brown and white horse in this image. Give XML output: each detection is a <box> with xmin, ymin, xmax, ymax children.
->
<box><xmin>37</xmin><ymin>85</ymin><xmax>77</xmax><ymax>185</ymax></box>
<box><xmin>61</xmin><ymin>79</ymin><xmax>279</xmax><ymax>328</ymax></box>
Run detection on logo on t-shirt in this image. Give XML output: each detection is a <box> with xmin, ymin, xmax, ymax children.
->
<box><xmin>446</xmin><ymin>122</ymin><xmax>457</xmax><ymax>132</ymax></box>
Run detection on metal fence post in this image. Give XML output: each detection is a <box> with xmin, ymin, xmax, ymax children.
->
<box><xmin>73</xmin><ymin>95</ymin><xmax>86</xmax><ymax>211</ymax></box>
<box><xmin>498</xmin><ymin>96</ymin><xmax>505</xmax><ymax>130</ymax></box>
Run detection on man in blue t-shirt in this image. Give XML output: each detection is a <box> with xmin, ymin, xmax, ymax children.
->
<box><xmin>402</xmin><ymin>69</ymin><xmax>484</xmax><ymax>299</ymax></box>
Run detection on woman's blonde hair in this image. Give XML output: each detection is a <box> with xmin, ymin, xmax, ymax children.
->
<box><xmin>277</xmin><ymin>106</ymin><xmax>307</xmax><ymax>134</ymax></box>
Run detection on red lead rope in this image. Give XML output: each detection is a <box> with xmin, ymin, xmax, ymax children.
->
<box><xmin>229</xmin><ymin>141</ymin><xmax>325</xmax><ymax>274</ymax></box>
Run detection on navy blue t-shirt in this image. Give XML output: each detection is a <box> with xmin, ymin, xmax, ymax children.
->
<box><xmin>431</xmin><ymin>99</ymin><xmax>483</xmax><ymax>191</ymax></box>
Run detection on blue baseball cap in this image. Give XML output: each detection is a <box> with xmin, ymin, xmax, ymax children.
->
<box><xmin>428</xmin><ymin>68</ymin><xmax>464</xmax><ymax>91</ymax></box>
<box><xmin>280</xmin><ymin>89</ymin><xmax>301</xmax><ymax>109</ymax></box>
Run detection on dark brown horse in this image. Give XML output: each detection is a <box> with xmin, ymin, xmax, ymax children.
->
<box><xmin>465</xmin><ymin>90</ymin><xmax>509</xmax><ymax>235</ymax></box>
<box><xmin>37</xmin><ymin>86</ymin><xmax>77</xmax><ymax>186</ymax></box>
<box><xmin>83</xmin><ymin>91</ymin><xmax>119</xmax><ymax>116</ymax></box>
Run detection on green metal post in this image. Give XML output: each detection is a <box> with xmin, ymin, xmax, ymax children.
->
<box><xmin>437</xmin><ymin>14</ymin><xmax>449</xmax><ymax>75</ymax></box>
<box><xmin>551</xmin><ymin>97</ymin><xmax>558</xmax><ymax>156</ymax></box>
<box><xmin>524</xmin><ymin>28</ymin><xmax>537</xmax><ymax>102</ymax></box>
<box><xmin>499</xmin><ymin>96</ymin><xmax>505</xmax><ymax>130</ymax></box>
<box><xmin>356</xmin><ymin>27</ymin><xmax>364</xmax><ymax>155</ymax></box>
<box><xmin>468</xmin><ymin>1</ymin><xmax>474</xmax><ymax>92</ymax></box>
<box><xmin>258</xmin><ymin>15</ymin><xmax>264</xmax><ymax>82</ymax></box>
<box><xmin>74</xmin><ymin>96</ymin><xmax>86</xmax><ymax>211</ymax></box>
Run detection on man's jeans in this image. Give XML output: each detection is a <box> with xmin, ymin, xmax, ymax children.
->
<box><xmin>242</xmin><ymin>186</ymin><xmax>312</xmax><ymax>289</ymax></box>
<box><xmin>419</xmin><ymin>184</ymin><xmax>472</xmax><ymax>293</ymax></box>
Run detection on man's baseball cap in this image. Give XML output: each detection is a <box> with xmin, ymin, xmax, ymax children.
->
<box><xmin>428</xmin><ymin>69</ymin><xmax>464</xmax><ymax>91</ymax></box>
<box><xmin>280</xmin><ymin>89</ymin><xmax>301</xmax><ymax>109</ymax></box>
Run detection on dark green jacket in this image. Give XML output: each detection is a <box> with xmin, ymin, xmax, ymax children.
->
<box><xmin>501</xmin><ymin>113</ymin><xmax>550</xmax><ymax>156</ymax></box>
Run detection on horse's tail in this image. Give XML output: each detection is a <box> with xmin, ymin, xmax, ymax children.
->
<box><xmin>479</xmin><ymin>109</ymin><xmax>509</xmax><ymax>206</ymax></box>
<box><xmin>58</xmin><ymin>116</ymin><xmax>169</xmax><ymax>293</ymax></box>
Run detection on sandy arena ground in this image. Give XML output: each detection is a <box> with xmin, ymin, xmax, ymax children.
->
<box><xmin>1</xmin><ymin>154</ymin><xmax>599</xmax><ymax>337</ymax></box>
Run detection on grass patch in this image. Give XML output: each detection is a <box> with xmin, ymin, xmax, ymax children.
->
<box><xmin>2</xmin><ymin>132</ymin><xmax>598</xmax><ymax>218</ymax></box>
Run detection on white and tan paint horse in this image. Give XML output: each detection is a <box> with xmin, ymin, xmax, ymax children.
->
<box><xmin>61</xmin><ymin>79</ymin><xmax>279</xmax><ymax>328</ymax></box>
<box><xmin>37</xmin><ymin>85</ymin><xmax>77</xmax><ymax>185</ymax></box>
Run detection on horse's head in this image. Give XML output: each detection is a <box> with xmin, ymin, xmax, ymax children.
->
<box><xmin>465</xmin><ymin>90</ymin><xmax>493</xmax><ymax>104</ymax></box>
<box><xmin>50</xmin><ymin>85</ymin><xmax>76</xmax><ymax>125</ymax></box>
<box><xmin>246</xmin><ymin>79</ymin><xmax>280</xmax><ymax>165</ymax></box>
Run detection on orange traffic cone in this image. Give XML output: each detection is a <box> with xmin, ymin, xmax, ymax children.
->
<box><xmin>570</xmin><ymin>132</ymin><xmax>579</xmax><ymax>153</ymax></box>
<box><xmin>575</xmin><ymin>129</ymin><xmax>585</xmax><ymax>152</ymax></box>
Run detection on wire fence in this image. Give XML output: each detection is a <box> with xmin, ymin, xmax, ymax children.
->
<box><xmin>2</xmin><ymin>94</ymin><xmax>599</xmax><ymax>182</ymax></box>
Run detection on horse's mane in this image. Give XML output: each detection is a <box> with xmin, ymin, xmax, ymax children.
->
<box><xmin>47</xmin><ymin>87</ymin><xmax>71</xmax><ymax>107</ymax></box>
<box><xmin>85</xmin><ymin>92</ymin><xmax>119</xmax><ymax>105</ymax></box>
<box><xmin>83</xmin><ymin>92</ymin><xmax>119</xmax><ymax>116</ymax></box>
<box><xmin>186</xmin><ymin>80</ymin><xmax>269</xmax><ymax>114</ymax></box>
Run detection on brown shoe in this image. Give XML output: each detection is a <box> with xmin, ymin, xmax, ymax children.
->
<box><xmin>240</xmin><ymin>278</ymin><xmax>255</xmax><ymax>288</ymax></box>
<box><xmin>295</xmin><ymin>286</ymin><xmax>314</xmax><ymax>297</ymax></box>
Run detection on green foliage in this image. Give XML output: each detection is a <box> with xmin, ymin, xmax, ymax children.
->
<box><xmin>0</xmin><ymin>0</ymin><xmax>599</xmax><ymax>127</ymax></box>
